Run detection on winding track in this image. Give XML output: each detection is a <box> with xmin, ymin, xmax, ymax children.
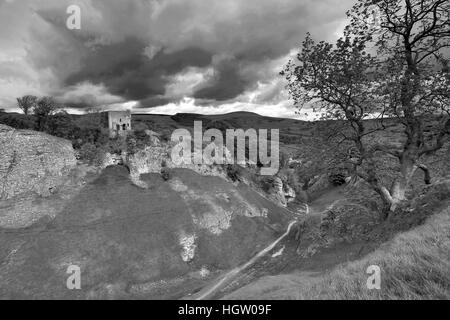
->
<box><xmin>194</xmin><ymin>220</ymin><xmax>299</xmax><ymax>300</ymax></box>
<box><xmin>191</xmin><ymin>189</ymin><xmax>346</xmax><ymax>300</ymax></box>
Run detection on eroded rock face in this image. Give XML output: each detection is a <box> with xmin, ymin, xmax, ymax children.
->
<box><xmin>0</xmin><ymin>124</ymin><xmax>77</xmax><ymax>200</ymax></box>
<box><xmin>168</xmin><ymin>178</ymin><xmax>269</xmax><ymax>236</ymax></box>
<box><xmin>266</xmin><ymin>177</ymin><xmax>296</xmax><ymax>207</ymax></box>
<box><xmin>126</xmin><ymin>145</ymin><xmax>228</xmax><ymax>188</ymax></box>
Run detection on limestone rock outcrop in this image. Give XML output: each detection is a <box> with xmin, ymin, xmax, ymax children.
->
<box><xmin>126</xmin><ymin>144</ymin><xmax>229</xmax><ymax>188</ymax></box>
<box><xmin>263</xmin><ymin>177</ymin><xmax>296</xmax><ymax>207</ymax></box>
<box><xmin>0</xmin><ymin>124</ymin><xmax>77</xmax><ymax>200</ymax></box>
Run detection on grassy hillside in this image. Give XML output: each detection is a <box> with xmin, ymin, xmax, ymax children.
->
<box><xmin>300</xmin><ymin>206</ymin><xmax>450</xmax><ymax>300</ymax></box>
<box><xmin>225</xmin><ymin>203</ymin><xmax>450</xmax><ymax>300</ymax></box>
<box><xmin>223</xmin><ymin>179</ymin><xmax>450</xmax><ymax>300</ymax></box>
<box><xmin>0</xmin><ymin>166</ymin><xmax>293</xmax><ymax>300</ymax></box>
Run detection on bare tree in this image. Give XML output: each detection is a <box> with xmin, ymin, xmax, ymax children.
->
<box><xmin>283</xmin><ymin>0</ymin><xmax>450</xmax><ymax>218</ymax></box>
<box><xmin>16</xmin><ymin>95</ymin><xmax>37</xmax><ymax>115</ymax></box>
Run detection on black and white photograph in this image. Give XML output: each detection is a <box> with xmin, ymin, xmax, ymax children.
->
<box><xmin>0</xmin><ymin>0</ymin><xmax>449</xmax><ymax>306</ymax></box>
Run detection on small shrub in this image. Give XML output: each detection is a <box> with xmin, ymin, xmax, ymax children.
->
<box><xmin>0</xmin><ymin>113</ymin><xmax>36</xmax><ymax>129</ymax></box>
<box><xmin>226</xmin><ymin>164</ymin><xmax>241</xmax><ymax>182</ymax></box>
<box><xmin>328</xmin><ymin>172</ymin><xmax>347</xmax><ymax>186</ymax></box>
<box><xmin>126</xmin><ymin>134</ymin><xmax>138</xmax><ymax>154</ymax></box>
<box><xmin>328</xmin><ymin>166</ymin><xmax>348</xmax><ymax>186</ymax></box>
<box><xmin>260</xmin><ymin>176</ymin><xmax>275</xmax><ymax>193</ymax></box>
<box><xmin>134</xmin><ymin>129</ymin><xmax>153</xmax><ymax>148</ymax></box>
<box><xmin>78</xmin><ymin>143</ymin><xmax>96</xmax><ymax>159</ymax></box>
<box><xmin>161</xmin><ymin>167</ymin><xmax>170</xmax><ymax>181</ymax></box>
<box><xmin>78</xmin><ymin>143</ymin><xmax>105</xmax><ymax>165</ymax></box>
<box><xmin>279</xmin><ymin>151</ymin><xmax>290</xmax><ymax>169</ymax></box>
<box><xmin>160</xmin><ymin>131</ymin><xmax>173</xmax><ymax>143</ymax></box>
<box><xmin>108</xmin><ymin>136</ymin><xmax>127</xmax><ymax>154</ymax></box>
<box><xmin>46</xmin><ymin>112</ymin><xmax>76</xmax><ymax>139</ymax></box>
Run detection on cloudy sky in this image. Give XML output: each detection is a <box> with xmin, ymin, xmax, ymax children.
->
<box><xmin>0</xmin><ymin>0</ymin><xmax>355</xmax><ymax>118</ymax></box>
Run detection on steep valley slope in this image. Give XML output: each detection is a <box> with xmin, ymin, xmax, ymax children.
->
<box><xmin>0</xmin><ymin>166</ymin><xmax>294</xmax><ymax>299</ymax></box>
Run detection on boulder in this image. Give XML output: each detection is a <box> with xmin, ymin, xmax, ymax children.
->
<box><xmin>0</xmin><ymin>124</ymin><xmax>77</xmax><ymax>200</ymax></box>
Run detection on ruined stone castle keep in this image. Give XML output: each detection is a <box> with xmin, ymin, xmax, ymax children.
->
<box><xmin>101</xmin><ymin>111</ymin><xmax>132</xmax><ymax>138</ymax></box>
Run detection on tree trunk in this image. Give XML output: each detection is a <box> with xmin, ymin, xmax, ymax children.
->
<box><xmin>392</xmin><ymin>155</ymin><xmax>417</xmax><ymax>204</ymax></box>
<box><xmin>372</xmin><ymin>152</ymin><xmax>418</xmax><ymax>219</ymax></box>
<box><xmin>418</xmin><ymin>164</ymin><xmax>431</xmax><ymax>185</ymax></box>
<box><xmin>374</xmin><ymin>179</ymin><xmax>405</xmax><ymax>219</ymax></box>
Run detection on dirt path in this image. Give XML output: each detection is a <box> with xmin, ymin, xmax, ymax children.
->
<box><xmin>188</xmin><ymin>187</ymin><xmax>347</xmax><ymax>300</ymax></box>
<box><xmin>191</xmin><ymin>220</ymin><xmax>299</xmax><ymax>300</ymax></box>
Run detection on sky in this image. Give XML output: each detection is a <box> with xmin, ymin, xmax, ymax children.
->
<box><xmin>0</xmin><ymin>0</ymin><xmax>355</xmax><ymax>119</ymax></box>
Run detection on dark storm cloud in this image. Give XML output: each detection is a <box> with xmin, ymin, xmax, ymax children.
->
<box><xmin>65</xmin><ymin>37</ymin><xmax>212</xmax><ymax>102</ymax></box>
<box><xmin>0</xmin><ymin>0</ymin><xmax>356</xmax><ymax>111</ymax></box>
<box><xmin>194</xmin><ymin>58</ymin><xmax>248</xmax><ymax>101</ymax></box>
<box><xmin>139</xmin><ymin>96</ymin><xmax>172</xmax><ymax>108</ymax></box>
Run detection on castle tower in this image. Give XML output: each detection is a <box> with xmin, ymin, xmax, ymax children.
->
<box><xmin>101</xmin><ymin>110</ymin><xmax>132</xmax><ymax>138</ymax></box>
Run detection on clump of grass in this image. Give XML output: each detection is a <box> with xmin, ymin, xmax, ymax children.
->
<box><xmin>160</xmin><ymin>160</ymin><xmax>171</xmax><ymax>181</ymax></box>
<box><xmin>296</xmin><ymin>207</ymin><xmax>450</xmax><ymax>300</ymax></box>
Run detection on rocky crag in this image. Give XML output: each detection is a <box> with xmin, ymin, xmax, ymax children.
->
<box><xmin>0</xmin><ymin>124</ymin><xmax>77</xmax><ymax>228</ymax></box>
<box><xmin>0</xmin><ymin>124</ymin><xmax>76</xmax><ymax>200</ymax></box>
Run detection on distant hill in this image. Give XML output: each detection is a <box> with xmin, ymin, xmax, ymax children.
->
<box><xmin>134</xmin><ymin>111</ymin><xmax>308</xmax><ymax>130</ymax></box>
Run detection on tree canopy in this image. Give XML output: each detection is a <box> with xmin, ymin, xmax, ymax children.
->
<box><xmin>16</xmin><ymin>95</ymin><xmax>37</xmax><ymax>115</ymax></box>
<box><xmin>283</xmin><ymin>0</ymin><xmax>450</xmax><ymax>218</ymax></box>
